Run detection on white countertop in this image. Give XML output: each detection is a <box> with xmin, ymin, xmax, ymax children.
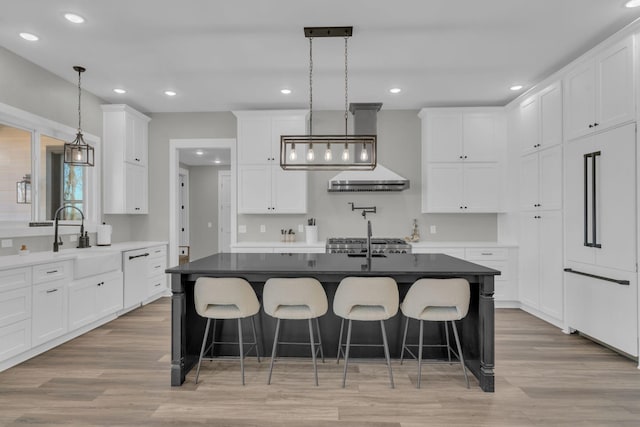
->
<box><xmin>0</xmin><ymin>241</ymin><xmax>167</xmax><ymax>271</ymax></box>
<box><xmin>232</xmin><ymin>241</ymin><xmax>327</xmax><ymax>249</ymax></box>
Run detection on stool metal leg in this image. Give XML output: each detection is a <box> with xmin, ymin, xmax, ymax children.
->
<box><xmin>267</xmin><ymin>318</ymin><xmax>281</xmax><ymax>385</ymax></box>
<box><xmin>210</xmin><ymin>319</ymin><xmax>217</xmax><ymax>358</ymax></box>
<box><xmin>417</xmin><ymin>319</ymin><xmax>424</xmax><ymax>388</ymax></box>
<box><xmin>308</xmin><ymin>319</ymin><xmax>318</xmax><ymax>386</ymax></box>
<box><xmin>195</xmin><ymin>318</ymin><xmax>211</xmax><ymax>384</ymax></box>
<box><xmin>238</xmin><ymin>318</ymin><xmax>245</xmax><ymax>386</ymax></box>
<box><xmin>336</xmin><ymin>318</ymin><xmax>345</xmax><ymax>364</ymax></box>
<box><xmin>451</xmin><ymin>320</ymin><xmax>469</xmax><ymax>389</ymax></box>
<box><xmin>400</xmin><ymin>316</ymin><xmax>409</xmax><ymax>365</ymax></box>
<box><xmin>315</xmin><ymin>318</ymin><xmax>325</xmax><ymax>363</ymax></box>
<box><xmin>380</xmin><ymin>320</ymin><xmax>394</xmax><ymax>389</ymax></box>
<box><xmin>341</xmin><ymin>319</ymin><xmax>352</xmax><ymax>388</ymax></box>
<box><xmin>250</xmin><ymin>315</ymin><xmax>261</xmax><ymax>362</ymax></box>
<box><xmin>444</xmin><ymin>321</ymin><xmax>452</xmax><ymax>363</ymax></box>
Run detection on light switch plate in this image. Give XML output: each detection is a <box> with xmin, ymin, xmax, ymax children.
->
<box><xmin>260</xmin><ymin>225</ymin><xmax>266</xmax><ymax>233</ymax></box>
<box><xmin>69</xmin><ymin>235</ymin><xmax>78</xmax><ymax>242</ymax></box>
<box><xmin>1</xmin><ymin>239</ymin><xmax>12</xmax><ymax>248</ymax></box>
<box><xmin>207</xmin><ymin>222</ymin><xmax>212</xmax><ymax>228</ymax></box>
<box><xmin>430</xmin><ymin>225</ymin><xmax>437</xmax><ymax>234</ymax></box>
<box><xmin>298</xmin><ymin>224</ymin><xmax>304</xmax><ymax>233</ymax></box>
<box><xmin>238</xmin><ymin>225</ymin><xmax>247</xmax><ymax>233</ymax></box>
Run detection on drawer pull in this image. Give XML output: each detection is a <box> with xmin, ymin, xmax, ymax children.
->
<box><xmin>46</xmin><ymin>270</ymin><xmax>58</xmax><ymax>274</ymax></box>
<box><xmin>129</xmin><ymin>253</ymin><xmax>150</xmax><ymax>260</ymax></box>
<box><xmin>154</xmin><ymin>265</ymin><xmax>162</xmax><ymax>269</ymax></box>
<box><xmin>564</xmin><ymin>268</ymin><xmax>630</xmax><ymax>285</ymax></box>
<box><xmin>46</xmin><ymin>288</ymin><xmax>58</xmax><ymax>294</ymax></box>
<box><xmin>154</xmin><ymin>283</ymin><xmax>162</xmax><ymax>287</ymax></box>
<box><xmin>480</xmin><ymin>252</ymin><xmax>493</xmax><ymax>256</ymax></box>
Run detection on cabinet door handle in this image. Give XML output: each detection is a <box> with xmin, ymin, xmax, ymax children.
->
<box><xmin>46</xmin><ymin>270</ymin><xmax>58</xmax><ymax>274</ymax></box>
<box><xmin>459</xmin><ymin>156</ymin><xmax>463</xmax><ymax>159</ymax></box>
<box><xmin>481</xmin><ymin>252</ymin><xmax>493</xmax><ymax>256</ymax></box>
<box><xmin>464</xmin><ymin>155</ymin><xmax>467</xmax><ymax>159</ymax></box>
<box><xmin>154</xmin><ymin>265</ymin><xmax>162</xmax><ymax>269</ymax></box>
<box><xmin>589</xmin><ymin>124</ymin><xmax>593</xmax><ymax>128</ymax></box>
<box><xmin>593</xmin><ymin>123</ymin><xmax>599</xmax><ymax>127</ymax></box>
<box><xmin>46</xmin><ymin>288</ymin><xmax>58</xmax><ymax>294</ymax></box>
<box><xmin>154</xmin><ymin>283</ymin><xmax>162</xmax><ymax>287</ymax></box>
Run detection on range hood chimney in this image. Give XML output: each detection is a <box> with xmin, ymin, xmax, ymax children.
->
<box><xmin>328</xmin><ymin>103</ymin><xmax>410</xmax><ymax>192</ymax></box>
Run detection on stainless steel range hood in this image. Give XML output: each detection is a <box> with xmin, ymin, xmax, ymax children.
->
<box><xmin>328</xmin><ymin>103</ymin><xmax>410</xmax><ymax>192</ymax></box>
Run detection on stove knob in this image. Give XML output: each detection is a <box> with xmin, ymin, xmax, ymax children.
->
<box><xmin>401</xmin><ymin>250</ymin><xmax>407</xmax><ymax>253</ymax></box>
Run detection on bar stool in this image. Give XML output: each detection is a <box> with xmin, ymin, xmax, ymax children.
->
<box><xmin>334</xmin><ymin>276</ymin><xmax>398</xmax><ymax>388</ymax></box>
<box><xmin>263</xmin><ymin>277</ymin><xmax>328</xmax><ymax>386</ymax></box>
<box><xmin>194</xmin><ymin>277</ymin><xmax>261</xmax><ymax>385</ymax></box>
<box><xmin>400</xmin><ymin>278</ymin><xmax>470</xmax><ymax>388</ymax></box>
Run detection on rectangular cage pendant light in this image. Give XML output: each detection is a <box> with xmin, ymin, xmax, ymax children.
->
<box><xmin>280</xmin><ymin>26</ymin><xmax>377</xmax><ymax>171</ymax></box>
<box><xmin>280</xmin><ymin>135</ymin><xmax>376</xmax><ymax>170</ymax></box>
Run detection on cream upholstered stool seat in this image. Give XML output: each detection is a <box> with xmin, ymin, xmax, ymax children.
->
<box><xmin>333</xmin><ymin>276</ymin><xmax>399</xmax><ymax>388</ymax></box>
<box><xmin>194</xmin><ymin>277</ymin><xmax>261</xmax><ymax>385</ymax></box>
<box><xmin>263</xmin><ymin>277</ymin><xmax>328</xmax><ymax>386</ymax></box>
<box><xmin>400</xmin><ymin>278</ymin><xmax>470</xmax><ymax>388</ymax></box>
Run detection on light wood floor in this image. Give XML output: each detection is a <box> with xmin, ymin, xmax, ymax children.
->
<box><xmin>1</xmin><ymin>299</ymin><xmax>639</xmax><ymax>426</ymax></box>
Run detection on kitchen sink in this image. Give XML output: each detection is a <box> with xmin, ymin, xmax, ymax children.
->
<box><xmin>347</xmin><ymin>253</ymin><xmax>387</xmax><ymax>258</ymax></box>
<box><xmin>72</xmin><ymin>250</ymin><xmax>121</xmax><ymax>279</ymax></box>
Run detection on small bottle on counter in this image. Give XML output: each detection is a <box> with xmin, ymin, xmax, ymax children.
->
<box><xmin>19</xmin><ymin>244</ymin><xmax>30</xmax><ymax>256</ymax></box>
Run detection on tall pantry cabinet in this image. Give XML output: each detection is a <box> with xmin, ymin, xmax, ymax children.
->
<box><xmin>516</xmin><ymin>81</ymin><xmax>564</xmax><ymax>324</ymax></box>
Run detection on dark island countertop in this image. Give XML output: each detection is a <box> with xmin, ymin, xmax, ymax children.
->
<box><xmin>166</xmin><ymin>252</ymin><xmax>501</xmax><ymax>281</ymax></box>
<box><xmin>167</xmin><ymin>252</ymin><xmax>499</xmax><ymax>392</ymax></box>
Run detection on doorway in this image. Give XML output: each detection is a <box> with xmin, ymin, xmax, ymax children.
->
<box><xmin>169</xmin><ymin>139</ymin><xmax>236</xmax><ymax>267</ymax></box>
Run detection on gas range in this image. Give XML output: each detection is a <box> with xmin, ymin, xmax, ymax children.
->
<box><xmin>326</xmin><ymin>237</ymin><xmax>411</xmax><ymax>254</ymax></box>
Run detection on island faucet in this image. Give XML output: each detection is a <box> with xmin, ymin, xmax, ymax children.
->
<box><xmin>53</xmin><ymin>205</ymin><xmax>85</xmax><ymax>252</ymax></box>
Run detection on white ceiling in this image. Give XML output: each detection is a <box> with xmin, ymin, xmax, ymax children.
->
<box><xmin>179</xmin><ymin>148</ymin><xmax>230</xmax><ymax>166</ymax></box>
<box><xmin>1</xmin><ymin>0</ymin><xmax>640</xmax><ymax>113</ymax></box>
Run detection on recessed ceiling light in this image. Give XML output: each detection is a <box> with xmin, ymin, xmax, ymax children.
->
<box><xmin>196</xmin><ymin>150</ymin><xmax>204</xmax><ymax>156</ymax></box>
<box><xmin>389</xmin><ymin>88</ymin><xmax>402</xmax><ymax>94</ymax></box>
<box><xmin>213</xmin><ymin>159</ymin><xmax>221</xmax><ymax>164</ymax></box>
<box><xmin>625</xmin><ymin>0</ymin><xmax>640</xmax><ymax>8</ymax></box>
<box><xmin>510</xmin><ymin>85</ymin><xmax>524</xmax><ymax>91</ymax></box>
<box><xmin>280</xmin><ymin>89</ymin><xmax>292</xmax><ymax>94</ymax></box>
<box><xmin>19</xmin><ymin>32</ymin><xmax>39</xmax><ymax>42</ymax></box>
<box><xmin>113</xmin><ymin>88</ymin><xmax>126</xmax><ymax>94</ymax></box>
<box><xmin>164</xmin><ymin>90</ymin><xmax>177</xmax><ymax>97</ymax></box>
<box><xmin>64</xmin><ymin>13</ymin><xmax>85</xmax><ymax>24</ymax></box>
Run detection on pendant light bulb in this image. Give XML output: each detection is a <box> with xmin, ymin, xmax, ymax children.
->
<box><xmin>306</xmin><ymin>147</ymin><xmax>315</xmax><ymax>162</ymax></box>
<box><xmin>289</xmin><ymin>145</ymin><xmax>297</xmax><ymax>161</ymax></box>
<box><xmin>342</xmin><ymin>147</ymin><xmax>350</xmax><ymax>161</ymax></box>
<box><xmin>360</xmin><ymin>147</ymin><xmax>369</xmax><ymax>161</ymax></box>
<box><xmin>324</xmin><ymin>145</ymin><xmax>333</xmax><ymax>161</ymax></box>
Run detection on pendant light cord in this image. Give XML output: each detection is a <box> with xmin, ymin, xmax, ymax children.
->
<box><xmin>344</xmin><ymin>36</ymin><xmax>348</xmax><ymax>136</ymax></box>
<box><xmin>77</xmin><ymin>68</ymin><xmax>82</xmax><ymax>133</ymax></box>
<box><xmin>309</xmin><ymin>37</ymin><xmax>313</xmax><ymax>137</ymax></box>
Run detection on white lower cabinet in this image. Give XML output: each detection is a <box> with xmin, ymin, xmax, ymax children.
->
<box><xmin>146</xmin><ymin>245</ymin><xmax>168</xmax><ymax>300</ymax></box>
<box><xmin>69</xmin><ymin>270</ymin><xmax>123</xmax><ymax>330</ymax></box>
<box><xmin>32</xmin><ymin>280</ymin><xmax>68</xmax><ymax>347</ymax></box>
<box><xmin>124</xmin><ymin>244</ymin><xmax>168</xmax><ymax>309</ymax></box>
<box><xmin>411</xmin><ymin>246</ymin><xmax>517</xmax><ymax>302</ymax></box>
<box><xmin>0</xmin><ymin>320</ymin><xmax>31</xmax><ymax>361</ymax></box>
<box><xmin>519</xmin><ymin>211</ymin><xmax>564</xmax><ymax>322</ymax></box>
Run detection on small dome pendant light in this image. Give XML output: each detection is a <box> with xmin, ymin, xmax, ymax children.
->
<box><xmin>64</xmin><ymin>66</ymin><xmax>95</xmax><ymax>166</ymax></box>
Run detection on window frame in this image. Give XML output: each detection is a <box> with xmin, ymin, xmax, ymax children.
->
<box><xmin>0</xmin><ymin>101</ymin><xmax>101</xmax><ymax>237</ymax></box>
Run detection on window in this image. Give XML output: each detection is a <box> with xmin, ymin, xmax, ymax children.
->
<box><xmin>0</xmin><ymin>101</ymin><xmax>99</xmax><ymax>231</ymax></box>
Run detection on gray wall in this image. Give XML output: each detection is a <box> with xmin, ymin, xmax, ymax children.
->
<box><xmin>188</xmin><ymin>164</ymin><xmax>229</xmax><ymax>260</ymax></box>
<box><xmin>237</xmin><ymin>110</ymin><xmax>497</xmax><ymax>242</ymax></box>
<box><xmin>135</xmin><ymin>112</ymin><xmax>236</xmax><ymax>244</ymax></box>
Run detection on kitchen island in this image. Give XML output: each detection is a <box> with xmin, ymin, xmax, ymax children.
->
<box><xmin>167</xmin><ymin>252</ymin><xmax>499</xmax><ymax>391</ymax></box>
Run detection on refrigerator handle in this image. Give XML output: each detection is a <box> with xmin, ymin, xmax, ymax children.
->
<box><xmin>592</xmin><ymin>151</ymin><xmax>601</xmax><ymax>248</ymax></box>
<box><xmin>583</xmin><ymin>153</ymin><xmax>590</xmax><ymax>247</ymax></box>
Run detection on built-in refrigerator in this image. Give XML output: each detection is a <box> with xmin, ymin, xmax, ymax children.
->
<box><xmin>564</xmin><ymin>122</ymin><xmax>638</xmax><ymax>357</ymax></box>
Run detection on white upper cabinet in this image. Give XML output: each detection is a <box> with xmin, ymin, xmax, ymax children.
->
<box><xmin>519</xmin><ymin>145</ymin><xmax>562</xmax><ymax>211</ymax></box>
<box><xmin>420</xmin><ymin>107</ymin><xmax>506</xmax><ymax>213</ymax></box>
<box><xmin>518</xmin><ymin>81</ymin><xmax>562</xmax><ymax>155</ymax></box>
<box><xmin>423</xmin><ymin>109</ymin><xmax>504</xmax><ymax>162</ymax></box>
<box><xmin>564</xmin><ymin>36</ymin><xmax>634</xmax><ymax>141</ymax></box>
<box><xmin>234</xmin><ymin>110</ymin><xmax>308</xmax><ymax>214</ymax></box>
<box><xmin>102</xmin><ymin>105</ymin><xmax>151</xmax><ymax>215</ymax></box>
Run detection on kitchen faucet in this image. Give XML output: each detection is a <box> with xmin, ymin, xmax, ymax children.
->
<box><xmin>53</xmin><ymin>205</ymin><xmax>86</xmax><ymax>252</ymax></box>
<box><xmin>367</xmin><ymin>220</ymin><xmax>372</xmax><ymax>260</ymax></box>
